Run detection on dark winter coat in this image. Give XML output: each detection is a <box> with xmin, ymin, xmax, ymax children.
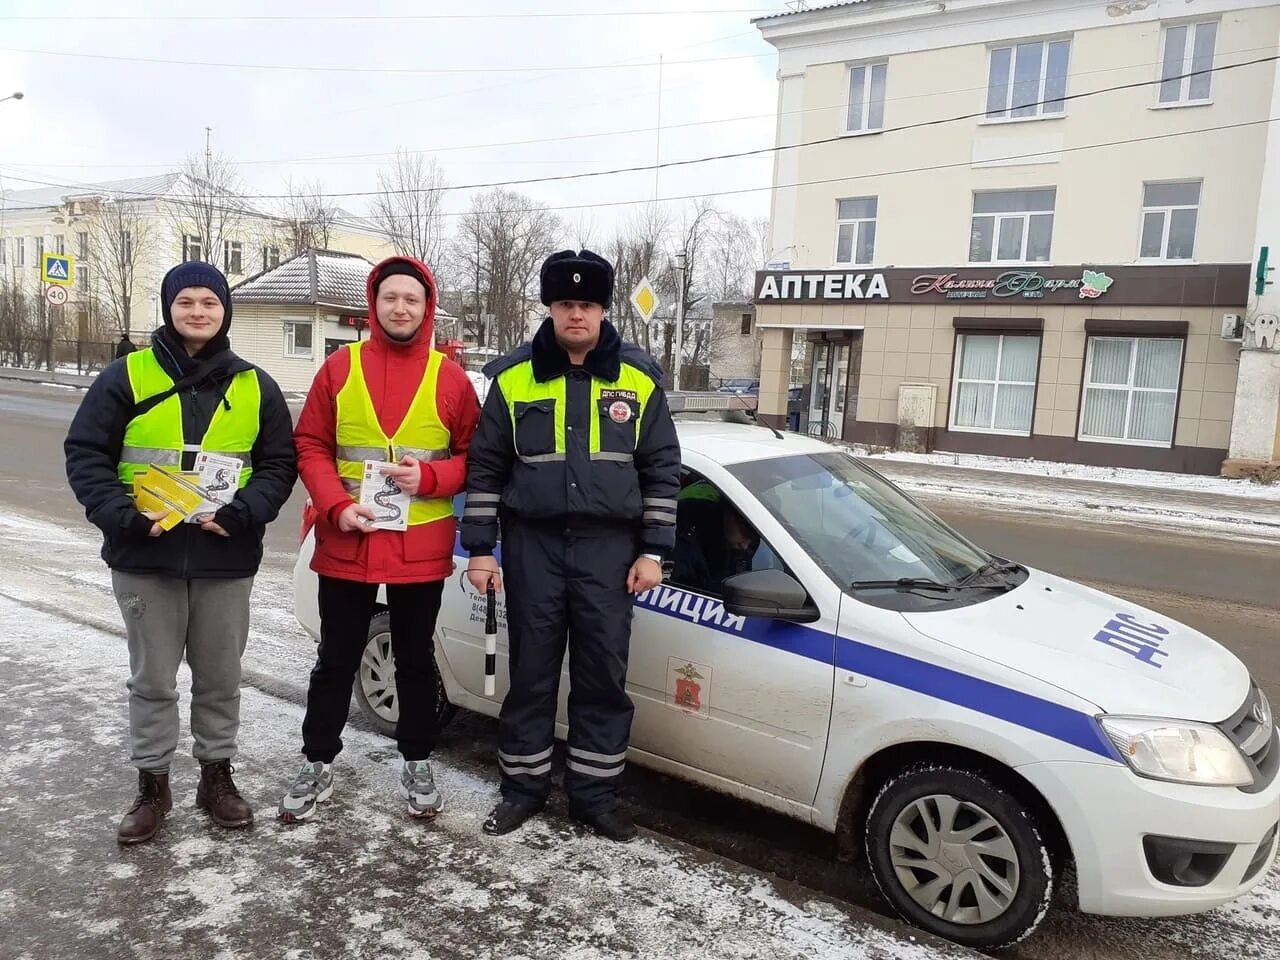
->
<box><xmin>64</xmin><ymin>328</ymin><xmax>297</xmax><ymax>579</ymax></box>
<box><xmin>460</xmin><ymin>318</ymin><xmax>681</xmax><ymax>558</ymax></box>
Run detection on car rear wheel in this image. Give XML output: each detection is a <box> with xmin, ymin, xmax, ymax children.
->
<box><xmin>353</xmin><ymin>611</ymin><xmax>457</xmax><ymax>739</ymax></box>
<box><xmin>865</xmin><ymin>763</ymin><xmax>1054</xmax><ymax>950</ymax></box>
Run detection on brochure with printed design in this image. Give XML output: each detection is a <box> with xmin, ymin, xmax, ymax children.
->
<box><xmin>359</xmin><ymin>459</ymin><xmax>408</xmax><ymax>531</ymax></box>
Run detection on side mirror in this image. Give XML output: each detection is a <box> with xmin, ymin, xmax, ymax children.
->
<box><xmin>721</xmin><ymin>569</ymin><xmax>820</xmax><ymax>623</ymax></box>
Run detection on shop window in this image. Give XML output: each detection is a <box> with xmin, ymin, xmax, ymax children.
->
<box><xmin>847</xmin><ymin>62</ymin><xmax>888</xmax><ymax>132</ymax></box>
<box><xmin>986</xmin><ymin>38</ymin><xmax>1070</xmax><ymax>120</ymax></box>
<box><xmin>835</xmin><ymin>197</ymin><xmax>878</xmax><ymax>265</ymax></box>
<box><xmin>1159</xmin><ymin>21</ymin><xmax>1217</xmax><ymax>105</ymax></box>
<box><xmin>970</xmin><ymin>189</ymin><xmax>1055</xmax><ymax>263</ymax></box>
<box><xmin>1079</xmin><ymin>337</ymin><xmax>1182</xmax><ymax>446</ymax></box>
<box><xmin>951</xmin><ymin>334</ymin><xmax>1039</xmax><ymax>435</ymax></box>
<box><xmin>1139</xmin><ymin>181</ymin><xmax>1200</xmax><ymax>260</ymax></box>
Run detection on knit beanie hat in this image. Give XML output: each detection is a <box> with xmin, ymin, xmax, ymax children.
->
<box><xmin>160</xmin><ymin>261</ymin><xmax>232</xmax><ymax>331</ymax></box>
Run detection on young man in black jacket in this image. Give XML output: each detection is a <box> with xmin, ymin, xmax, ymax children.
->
<box><xmin>65</xmin><ymin>262</ymin><xmax>297</xmax><ymax>844</ymax></box>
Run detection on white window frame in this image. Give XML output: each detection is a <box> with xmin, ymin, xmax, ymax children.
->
<box><xmin>845</xmin><ymin>61</ymin><xmax>888</xmax><ymax>134</ymax></box>
<box><xmin>262</xmin><ymin>245</ymin><xmax>281</xmax><ymax>271</ymax></box>
<box><xmin>985</xmin><ymin>37</ymin><xmax>1071</xmax><ymax>121</ymax></box>
<box><xmin>1138</xmin><ymin>180</ymin><xmax>1201</xmax><ymax>261</ymax></box>
<box><xmin>834</xmin><ymin>197</ymin><xmax>878</xmax><ymax>266</ymax></box>
<box><xmin>15</xmin><ymin>237</ymin><xmax>25</xmax><ymax>267</ymax></box>
<box><xmin>1157</xmin><ymin>20</ymin><xmax>1218</xmax><ymax>107</ymax></box>
<box><xmin>183</xmin><ymin>235</ymin><xmax>204</xmax><ymax>263</ymax></box>
<box><xmin>224</xmin><ymin>240</ymin><xmax>243</xmax><ymax>274</ymax></box>
<box><xmin>1078</xmin><ymin>336</ymin><xmax>1184</xmax><ymax>448</ymax></box>
<box><xmin>77</xmin><ymin>232</ymin><xmax>89</xmax><ymax>260</ymax></box>
<box><xmin>969</xmin><ymin>189</ymin><xmax>1056</xmax><ymax>264</ymax></box>
<box><xmin>283</xmin><ymin>319</ymin><xmax>314</xmax><ymax>359</ymax></box>
<box><xmin>949</xmin><ymin>333</ymin><xmax>1041</xmax><ymax>437</ymax></box>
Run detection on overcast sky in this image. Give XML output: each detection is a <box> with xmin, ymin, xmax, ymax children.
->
<box><xmin>0</xmin><ymin>0</ymin><xmax>788</xmax><ymax>242</ymax></box>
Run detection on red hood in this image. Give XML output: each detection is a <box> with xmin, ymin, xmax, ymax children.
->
<box><xmin>365</xmin><ymin>255</ymin><xmax>438</xmax><ymax>352</ymax></box>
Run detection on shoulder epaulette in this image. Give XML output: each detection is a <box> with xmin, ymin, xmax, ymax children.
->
<box><xmin>483</xmin><ymin>344</ymin><xmax>533</xmax><ymax>379</ymax></box>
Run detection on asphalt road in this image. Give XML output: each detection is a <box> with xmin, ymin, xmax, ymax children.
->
<box><xmin>5</xmin><ymin>375</ymin><xmax>1279</xmax><ymax>959</ymax></box>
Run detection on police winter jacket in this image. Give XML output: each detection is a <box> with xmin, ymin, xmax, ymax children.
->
<box><xmin>64</xmin><ymin>328</ymin><xmax>297</xmax><ymax>579</ymax></box>
<box><xmin>461</xmin><ymin>318</ymin><xmax>681</xmax><ymax>558</ymax></box>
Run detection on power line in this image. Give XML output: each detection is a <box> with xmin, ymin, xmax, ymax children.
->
<box><xmin>6</xmin><ymin>54</ymin><xmax>1269</xmax><ymax>205</ymax></box>
<box><xmin>0</xmin><ymin>45</ymin><xmax>773</xmax><ymax>75</ymax></box>
<box><xmin>6</xmin><ymin>42</ymin><xmax>1270</xmax><ymax>173</ymax></box>
<box><xmin>5</xmin><ymin>116</ymin><xmax>1275</xmax><ymax>225</ymax></box>
<box><xmin>0</xmin><ymin>8</ymin><xmax>782</xmax><ymax>21</ymax></box>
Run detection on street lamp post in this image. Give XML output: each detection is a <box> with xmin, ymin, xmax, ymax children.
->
<box><xmin>673</xmin><ymin>250</ymin><xmax>686</xmax><ymax>392</ymax></box>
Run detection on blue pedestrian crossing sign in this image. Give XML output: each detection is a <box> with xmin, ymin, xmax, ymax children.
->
<box><xmin>42</xmin><ymin>253</ymin><xmax>75</xmax><ymax>286</ymax></box>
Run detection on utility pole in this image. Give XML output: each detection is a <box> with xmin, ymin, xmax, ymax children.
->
<box><xmin>205</xmin><ymin>126</ymin><xmax>213</xmax><ymax>180</ymax></box>
<box><xmin>673</xmin><ymin>249</ymin><xmax>686</xmax><ymax>392</ymax></box>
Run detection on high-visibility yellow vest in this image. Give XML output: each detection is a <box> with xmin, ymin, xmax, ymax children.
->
<box><xmin>496</xmin><ymin>360</ymin><xmax>656</xmax><ymax>463</ymax></box>
<box><xmin>334</xmin><ymin>341</ymin><xmax>454</xmax><ymax>526</ymax></box>
<box><xmin>117</xmin><ymin>348</ymin><xmax>259</xmax><ymax>488</ymax></box>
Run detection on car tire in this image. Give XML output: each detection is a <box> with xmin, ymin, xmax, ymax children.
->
<box><xmin>864</xmin><ymin>763</ymin><xmax>1054</xmax><ymax>950</ymax></box>
<box><xmin>352</xmin><ymin>611</ymin><xmax>457</xmax><ymax>740</ymax></box>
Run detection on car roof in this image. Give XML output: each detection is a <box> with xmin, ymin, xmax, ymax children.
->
<box><xmin>673</xmin><ymin>419</ymin><xmax>838</xmax><ymax>467</ymax></box>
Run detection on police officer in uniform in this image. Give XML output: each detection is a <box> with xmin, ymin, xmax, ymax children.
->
<box><xmin>462</xmin><ymin>249</ymin><xmax>680</xmax><ymax>842</ymax></box>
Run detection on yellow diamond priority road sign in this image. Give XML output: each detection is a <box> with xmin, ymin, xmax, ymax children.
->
<box><xmin>630</xmin><ymin>277</ymin><xmax>658</xmax><ymax>322</ymax></box>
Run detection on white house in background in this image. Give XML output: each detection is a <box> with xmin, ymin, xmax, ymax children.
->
<box><xmin>231</xmin><ymin>249</ymin><xmax>459</xmax><ymax>393</ymax></box>
<box><xmin>708</xmin><ymin>301</ymin><xmax>762</xmax><ymax>385</ymax></box>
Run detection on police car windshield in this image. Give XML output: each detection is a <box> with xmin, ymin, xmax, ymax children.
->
<box><xmin>728</xmin><ymin>452</ymin><xmax>990</xmax><ymax>592</ymax></box>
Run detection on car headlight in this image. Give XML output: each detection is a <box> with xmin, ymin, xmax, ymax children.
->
<box><xmin>1099</xmin><ymin>716</ymin><xmax>1253</xmax><ymax>787</ymax></box>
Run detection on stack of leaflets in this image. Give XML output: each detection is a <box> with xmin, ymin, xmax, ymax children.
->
<box><xmin>131</xmin><ymin>453</ymin><xmax>242</xmax><ymax>530</ymax></box>
<box><xmin>358</xmin><ymin>458</ymin><xmax>409</xmax><ymax>531</ymax></box>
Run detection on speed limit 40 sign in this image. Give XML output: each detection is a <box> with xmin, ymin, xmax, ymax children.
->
<box><xmin>45</xmin><ymin>285</ymin><xmax>68</xmax><ymax>306</ymax></box>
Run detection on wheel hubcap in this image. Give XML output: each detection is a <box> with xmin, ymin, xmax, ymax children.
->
<box><xmin>888</xmin><ymin>794</ymin><xmax>1020</xmax><ymax>925</ymax></box>
<box><xmin>360</xmin><ymin>631</ymin><xmax>399</xmax><ymax>723</ymax></box>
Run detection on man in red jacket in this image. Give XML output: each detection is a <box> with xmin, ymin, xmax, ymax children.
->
<box><xmin>279</xmin><ymin>256</ymin><xmax>480</xmax><ymax>822</ymax></box>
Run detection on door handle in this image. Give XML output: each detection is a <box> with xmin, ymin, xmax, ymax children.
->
<box><xmin>844</xmin><ymin>673</ymin><xmax>867</xmax><ymax>688</ymax></box>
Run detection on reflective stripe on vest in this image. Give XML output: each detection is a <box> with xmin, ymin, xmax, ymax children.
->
<box><xmin>333</xmin><ymin>341</ymin><xmax>453</xmax><ymax>526</ymax></box>
<box><xmin>116</xmin><ymin>348</ymin><xmax>260</xmax><ymax>489</ymax></box>
<box><xmin>496</xmin><ymin>359</ymin><xmax>656</xmax><ymax>463</ymax></box>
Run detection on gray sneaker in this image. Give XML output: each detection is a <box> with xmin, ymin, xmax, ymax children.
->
<box><xmin>278</xmin><ymin>761</ymin><xmax>334</xmax><ymax>823</ymax></box>
<box><xmin>400</xmin><ymin>760</ymin><xmax>444</xmax><ymax>818</ymax></box>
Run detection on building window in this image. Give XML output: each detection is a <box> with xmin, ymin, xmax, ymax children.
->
<box><xmin>847</xmin><ymin>62</ymin><xmax>887</xmax><ymax>133</ymax></box>
<box><xmin>951</xmin><ymin>334</ymin><xmax>1039</xmax><ymax>435</ymax></box>
<box><xmin>224</xmin><ymin>240</ymin><xmax>243</xmax><ymax>274</ymax></box>
<box><xmin>262</xmin><ymin>245</ymin><xmax>281</xmax><ymax>270</ymax></box>
<box><xmin>835</xmin><ymin>197</ymin><xmax>877</xmax><ymax>265</ymax></box>
<box><xmin>740</xmin><ymin>313</ymin><xmax>753</xmax><ymax>335</ymax></box>
<box><xmin>77</xmin><ymin>232</ymin><xmax>89</xmax><ymax>260</ymax></box>
<box><xmin>970</xmin><ymin>189</ymin><xmax>1055</xmax><ymax>263</ymax></box>
<box><xmin>80</xmin><ymin>266</ymin><xmax>90</xmax><ymax>293</ymax></box>
<box><xmin>1159</xmin><ymin>21</ymin><xmax>1217</xmax><ymax>105</ymax></box>
<box><xmin>54</xmin><ymin>235</ymin><xmax>65</xmax><ymax>255</ymax></box>
<box><xmin>122</xmin><ymin>230</ymin><xmax>133</xmax><ymax>263</ymax></box>
<box><xmin>284</xmin><ymin>320</ymin><xmax>314</xmax><ymax>358</ymax></box>
<box><xmin>986</xmin><ymin>38</ymin><xmax>1070</xmax><ymax>120</ymax></box>
<box><xmin>1140</xmin><ymin>181</ymin><xmax>1200</xmax><ymax>260</ymax></box>
<box><xmin>35</xmin><ymin>237</ymin><xmax>44</xmax><ymax>267</ymax></box>
<box><xmin>1079</xmin><ymin>337</ymin><xmax>1183</xmax><ymax>446</ymax></box>
<box><xmin>15</xmin><ymin>237</ymin><xmax>25</xmax><ymax>267</ymax></box>
<box><xmin>183</xmin><ymin>235</ymin><xmax>204</xmax><ymax>263</ymax></box>
<box><xmin>0</xmin><ymin>239</ymin><xmax>5</xmax><ymax>265</ymax></box>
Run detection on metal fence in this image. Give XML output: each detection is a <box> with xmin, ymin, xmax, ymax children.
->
<box><xmin>0</xmin><ymin>339</ymin><xmax>118</xmax><ymax>376</ymax></box>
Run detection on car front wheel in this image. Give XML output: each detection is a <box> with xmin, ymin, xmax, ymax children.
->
<box><xmin>353</xmin><ymin>611</ymin><xmax>457</xmax><ymax>739</ymax></box>
<box><xmin>864</xmin><ymin>763</ymin><xmax>1054</xmax><ymax>950</ymax></box>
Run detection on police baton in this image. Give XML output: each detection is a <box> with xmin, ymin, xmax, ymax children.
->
<box><xmin>484</xmin><ymin>581</ymin><xmax>497</xmax><ymax>697</ymax></box>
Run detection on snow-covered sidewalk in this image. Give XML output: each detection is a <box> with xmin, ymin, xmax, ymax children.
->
<box><xmin>845</xmin><ymin>446</ymin><xmax>1280</xmax><ymax>544</ymax></box>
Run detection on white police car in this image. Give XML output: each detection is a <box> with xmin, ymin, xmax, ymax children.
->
<box><xmin>294</xmin><ymin>406</ymin><xmax>1277</xmax><ymax>949</ymax></box>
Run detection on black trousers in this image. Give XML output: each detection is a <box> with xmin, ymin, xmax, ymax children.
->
<box><xmin>302</xmin><ymin>575</ymin><xmax>444</xmax><ymax>763</ymax></box>
<box><xmin>498</xmin><ymin>522</ymin><xmax>636</xmax><ymax>816</ymax></box>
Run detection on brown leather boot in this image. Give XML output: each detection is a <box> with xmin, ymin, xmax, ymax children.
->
<box><xmin>196</xmin><ymin>760</ymin><xmax>254</xmax><ymax>829</ymax></box>
<box><xmin>117</xmin><ymin>770</ymin><xmax>172</xmax><ymax>845</ymax></box>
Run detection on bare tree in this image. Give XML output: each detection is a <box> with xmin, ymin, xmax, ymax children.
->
<box><xmin>657</xmin><ymin>200</ymin><xmax>719</xmax><ymax>378</ymax></box>
<box><xmin>454</xmin><ymin>188</ymin><xmax>563</xmax><ymax>353</ymax></box>
<box><xmin>278</xmin><ymin>178</ymin><xmax>338</xmax><ymax>255</ymax></box>
<box><xmin>166</xmin><ymin>151</ymin><xmax>250</xmax><ymax>273</ymax></box>
<box><xmin>0</xmin><ymin>280</ymin><xmax>37</xmax><ymax>367</ymax></box>
<box><xmin>371</xmin><ymin>151</ymin><xmax>448</xmax><ymax>270</ymax></box>
<box><xmin>605</xmin><ymin>203</ymin><xmax>671</xmax><ymax>353</ymax></box>
<box><xmin>87</xmin><ymin>198</ymin><xmax>156</xmax><ymax>337</ymax></box>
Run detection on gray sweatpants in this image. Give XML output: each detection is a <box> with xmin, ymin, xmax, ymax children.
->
<box><xmin>111</xmin><ymin>571</ymin><xmax>254</xmax><ymax>773</ymax></box>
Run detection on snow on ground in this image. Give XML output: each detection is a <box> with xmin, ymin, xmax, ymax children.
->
<box><xmin>0</xmin><ymin>592</ymin><xmax>964</xmax><ymax>960</ymax></box>
<box><xmin>852</xmin><ymin>446</ymin><xmax>1280</xmax><ymax>501</ymax></box>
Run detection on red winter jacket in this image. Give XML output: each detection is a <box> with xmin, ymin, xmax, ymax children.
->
<box><xmin>294</xmin><ymin>256</ymin><xmax>481</xmax><ymax>584</ymax></box>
